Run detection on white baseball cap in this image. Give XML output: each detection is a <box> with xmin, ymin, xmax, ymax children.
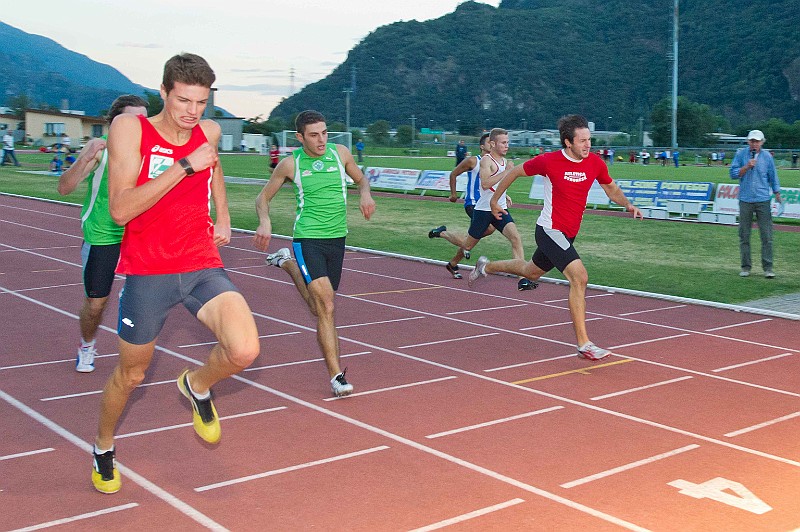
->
<box><xmin>747</xmin><ymin>130</ymin><xmax>765</xmax><ymax>141</ymax></box>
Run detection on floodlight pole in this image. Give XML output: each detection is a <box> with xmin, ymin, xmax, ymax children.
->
<box><xmin>410</xmin><ymin>115</ymin><xmax>416</xmax><ymax>148</ymax></box>
<box><xmin>343</xmin><ymin>88</ymin><xmax>352</xmax><ymax>132</ymax></box>
<box><xmin>671</xmin><ymin>0</ymin><xmax>679</xmax><ymax>151</ymax></box>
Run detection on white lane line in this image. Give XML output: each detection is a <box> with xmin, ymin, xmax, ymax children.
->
<box><xmin>0</xmin><ymin>447</ymin><xmax>54</xmax><ymax>461</ymax></box>
<box><xmin>398</xmin><ymin>333</ymin><xmax>499</xmax><ymax>349</ymax></box>
<box><xmin>618</xmin><ymin>305</ymin><xmax>687</xmax><ymax>316</ymax></box>
<box><xmin>9</xmin><ymin>282</ymin><xmax>85</xmax><ymax>293</ymax></box>
<box><xmin>337</xmin><ymin>316</ymin><xmax>427</xmax><ymax>328</ymax></box>
<box><xmin>447</xmin><ymin>304</ymin><xmax>528</xmax><ymax>315</ymax></box>
<box><xmin>194</xmin><ymin>446</ymin><xmax>390</xmax><ymax>492</ymax></box>
<box><xmin>484</xmin><ymin>354</ymin><xmax>576</xmax><ymax>373</ymax></box>
<box><xmin>116</xmin><ymin>407</ymin><xmax>288</xmax><ymax>439</ymax></box>
<box><xmin>725</xmin><ymin>411</ymin><xmax>800</xmax><ymax>438</ymax></box>
<box><xmin>409</xmin><ymin>498</ymin><xmax>526</xmax><ymax>532</ymax></box>
<box><xmin>179</xmin><ymin>331</ymin><xmax>301</xmax><ymax>348</ymax></box>
<box><xmin>40</xmin><ymin>379</ymin><xmax>174</xmax><ymax>402</ymax></box>
<box><xmin>8</xmin><ymin>503</ymin><xmax>140</xmax><ymax>532</ymax></box>
<box><xmin>610</xmin><ymin>333</ymin><xmax>690</xmax><ymax>349</ymax></box>
<box><xmin>324</xmin><ymin>376</ymin><xmax>457</xmax><ymax>402</ymax></box>
<box><xmin>544</xmin><ymin>293</ymin><xmax>614</xmax><ymax>304</ymax></box>
<box><xmin>0</xmin><ymin>220</ymin><xmax>82</xmax><ymax>240</ymax></box>
<box><xmin>519</xmin><ymin>317</ymin><xmax>602</xmax><ymax>331</ymax></box>
<box><xmin>245</xmin><ymin>351</ymin><xmax>371</xmax><ymax>372</ymax></box>
<box><xmin>1</xmin><ymin>353</ymin><xmax>118</xmax><ymax>371</ymax></box>
<box><xmin>0</xmin><ymin>389</ymin><xmax>227</xmax><ymax>531</ymax></box>
<box><xmin>712</xmin><ymin>352</ymin><xmax>794</xmax><ymax>373</ymax></box>
<box><xmin>705</xmin><ymin>318</ymin><xmax>773</xmax><ymax>332</ymax></box>
<box><xmin>590</xmin><ymin>377</ymin><xmax>694</xmax><ymax>401</ymax></box>
<box><xmin>426</xmin><ymin>407</ymin><xmax>564</xmax><ymax>439</ymax></box>
<box><xmin>560</xmin><ymin>445</ymin><xmax>701</xmax><ymax>489</ymax></box>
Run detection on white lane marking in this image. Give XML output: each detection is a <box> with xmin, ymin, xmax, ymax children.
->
<box><xmin>591</xmin><ymin>377</ymin><xmax>694</xmax><ymax>401</ymax></box>
<box><xmin>447</xmin><ymin>304</ymin><xmax>528</xmax><ymax>315</ymax></box>
<box><xmin>337</xmin><ymin>316</ymin><xmax>427</xmax><ymax>328</ymax></box>
<box><xmin>324</xmin><ymin>376</ymin><xmax>458</xmax><ymax>402</ymax></box>
<box><xmin>560</xmin><ymin>445</ymin><xmax>701</xmax><ymax>489</ymax></box>
<box><xmin>40</xmin><ymin>379</ymin><xmax>174</xmax><ymax>402</ymax></box>
<box><xmin>398</xmin><ymin>333</ymin><xmax>499</xmax><ymax>349</ymax></box>
<box><xmin>519</xmin><ymin>317</ymin><xmax>602</xmax><ymax>331</ymax></box>
<box><xmin>8</xmin><ymin>503</ymin><xmax>140</xmax><ymax>532</ymax></box>
<box><xmin>0</xmin><ymin>447</ymin><xmax>55</xmax><ymax>461</ymax></box>
<box><xmin>245</xmin><ymin>351</ymin><xmax>371</xmax><ymax>372</ymax></box>
<box><xmin>705</xmin><ymin>318</ymin><xmax>773</xmax><ymax>332</ymax></box>
<box><xmin>426</xmin><ymin>407</ymin><xmax>564</xmax><ymax>439</ymax></box>
<box><xmin>618</xmin><ymin>305</ymin><xmax>687</xmax><ymax>316</ymax></box>
<box><xmin>116</xmin><ymin>407</ymin><xmax>288</xmax><ymax>439</ymax></box>
<box><xmin>178</xmin><ymin>331</ymin><xmax>300</xmax><ymax>348</ymax></box>
<box><xmin>484</xmin><ymin>354</ymin><xmax>576</xmax><ymax>373</ymax></box>
<box><xmin>609</xmin><ymin>334</ymin><xmax>690</xmax><ymax>349</ymax></box>
<box><xmin>725</xmin><ymin>411</ymin><xmax>800</xmax><ymax>438</ymax></box>
<box><xmin>712</xmin><ymin>353</ymin><xmax>794</xmax><ymax>373</ymax></box>
<box><xmin>194</xmin><ymin>446</ymin><xmax>390</xmax><ymax>492</ymax></box>
<box><xmin>408</xmin><ymin>498</ymin><xmax>526</xmax><ymax>532</ymax></box>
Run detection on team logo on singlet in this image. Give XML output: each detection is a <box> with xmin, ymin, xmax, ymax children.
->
<box><xmin>148</xmin><ymin>155</ymin><xmax>174</xmax><ymax>179</ymax></box>
<box><xmin>312</xmin><ymin>160</ymin><xmax>324</xmax><ymax>171</ymax></box>
<box><xmin>564</xmin><ymin>171</ymin><xmax>587</xmax><ymax>183</ymax></box>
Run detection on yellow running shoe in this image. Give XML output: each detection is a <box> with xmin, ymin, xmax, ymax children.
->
<box><xmin>92</xmin><ymin>448</ymin><xmax>121</xmax><ymax>494</ymax></box>
<box><xmin>177</xmin><ymin>369</ymin><xmax>221</xmax><ymax>444</ymax></box>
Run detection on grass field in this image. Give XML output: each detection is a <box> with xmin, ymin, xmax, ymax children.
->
<box><xmin>2</xmin><ymin>149</ymin><xmax>798</xmax><ymax>306</ymax></box>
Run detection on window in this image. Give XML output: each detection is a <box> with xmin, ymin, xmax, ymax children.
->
<box><xmin>92</xmin><ymin>124</ymin><xmax>103</xmax><ymax>137</ymax></box>
<box><xmin>45</xmin><ymin>122</ymin><xmax>66</xmax><ymax>136</ymax></box>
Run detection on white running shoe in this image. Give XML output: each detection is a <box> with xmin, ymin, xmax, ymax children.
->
<box><xmin>331</xmin><ymin>370</ymin><xmax>354</xmax><ymax>397</ymax></box>
<box><xmin>577</xmin><ymin>342</ymin><xmax>611</xmax><ymax>361</ymax></box>
<box><xmin>76</xmin><ymin>345</ymin><xmax>96</xmax><ymax>373</ymax></box>
<box><xmin>468</xmin><ymin>256</ymin><xmax>489</xmax><ymax>287</ymax></box>
<box><xmin>266</xmin><ymin>247</ymin><xmax>291</xmax><ymax>267</ymax></box>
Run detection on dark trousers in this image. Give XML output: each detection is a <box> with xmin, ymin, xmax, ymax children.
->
<box><xmin>738</xmin><ymin>200</ymin><xmax>773</xmax><ymax>271</ymax></box>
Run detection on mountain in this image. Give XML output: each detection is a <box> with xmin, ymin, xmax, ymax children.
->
<box><xmin>269</xmin><ymin>0</ymin><xmax>800</xmax><ymax>133</ymax></box>
<box><xmin>0</xmin><ymin>21</ymin><xmax>151</xmax><ymax>115</ymax></box>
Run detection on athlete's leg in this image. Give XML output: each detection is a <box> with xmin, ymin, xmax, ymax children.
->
<box><xmin>191</xmin><ymin>291</ymin><xmax>260</xmax><ymax>394</ymax></box>
<box><xmin>562</xmin><ymin>259</ymin><xmax>591</xmax><ymax>346</ymax></box>
<box><xmin>306</xmin><ymin>276</ymin><xmax>341</xmax><ymax>378</ymax></box>
<box><xmin>79</xmin><ymin>296</ymin><xmax>109</xmax><ymax>342</ymax></box>
<box><xmin>281</xmin><ymin>260</ymin><xmax>316</xmax><ymax>315</ymax></box>
<box><xmin>484</xmin><ymin>257</ymin><xmax>546</xmax><ymax>281</ymax></box>
<box><xmin>96</xmin><ymin>339</ymin><xmax>156</xmax><ymax>450</ymax></box>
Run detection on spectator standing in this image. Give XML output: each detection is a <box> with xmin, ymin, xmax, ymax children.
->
<box><xmin>455</xmin><ymin>139</ymin><xmax>468</xmax><ymax>167</ymax></box>
<box><xmin>1</xmin><ymin>130</ymin><xmax>20</xmax><ymax>166</ymax></box>
<box><xmin>356</xmin><ymin>138</ymin><xmax>365</xmax><ymax>163</ymax></box>
<box><xmin>729</xmin><ymin>130</ymin><xmax>782</xmax><ymax>278</ymax></box>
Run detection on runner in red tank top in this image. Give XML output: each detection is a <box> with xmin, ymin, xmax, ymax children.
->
<box><xmin>468</xmin><ymin>115</ymin><xmax>642</xmax><ymax>362</ymax></box>
<box><xmin>90</xmin><ymin>53</ymin><xmax>260</xmax><ymax>495</ymax></box>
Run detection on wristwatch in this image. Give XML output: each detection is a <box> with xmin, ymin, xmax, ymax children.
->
<box><xmin>178</xmin><ymin>157</ymin><xmax>195</xmax><ymax>176</ymax></box>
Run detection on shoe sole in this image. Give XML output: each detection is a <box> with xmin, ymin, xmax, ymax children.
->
<box><xmin>92</xmin><ymin>468</ymin><xmax>121</xmax><ymax>494</ymax></box>
<box><xmin>177</xmin><ymin>370</ymin><xmax>221</xmax><ymax>444</ymax></box>
<box><xmin>577</xmin><ymin>351</ymin><xmax>611</xmax><ymax>361</ymax></box>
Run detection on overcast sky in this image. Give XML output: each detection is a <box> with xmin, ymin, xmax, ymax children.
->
<box><xmin>4</xmin><ymin>0</ymin><xmax>501</xmax><ymax>119</ymax></box>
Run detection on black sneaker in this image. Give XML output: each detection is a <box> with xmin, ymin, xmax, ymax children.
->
<box><xmin>518</xmin><ymin>278</ymin><xmax>538</xmax><ymax>291</ymax></box>
<box><xmin>446</xmin><ymin>263</ymin><xmax>462</xmax><ymax>279</ymax></box>
<box><xmin>92</xmin><ymin>448</ymin><xmax>121</xmax><ymax>494</ymax></box>
<box><xmin>428</xmin><ymin>225</ymin><xmax>446</xmax><ymax>238</ymax></box>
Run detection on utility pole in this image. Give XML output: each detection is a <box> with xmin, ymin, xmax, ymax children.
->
<box><xmin>343</xmin><ymin>88</ymin><xmax>352</xmax><ymax>131</ymax></box>
<box><xmin>671</xmin><ymin>0</ymin><xmax>679</xmax><ymax>151</ymax></box>
<box><xmin>410</xmin><ymin>115</ymin><xmax>416</xmax><ymax>148</ymax></box>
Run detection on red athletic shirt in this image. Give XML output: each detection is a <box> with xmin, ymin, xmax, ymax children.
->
<box><xmin>116</xmin><ymin>116</ymin><xmax>223</xmax><ymax>275</ymax></box>
<box><xmin>522</xmin><ymin>150</ymin><xmax>612</xmax><ymax>238</ymax></box>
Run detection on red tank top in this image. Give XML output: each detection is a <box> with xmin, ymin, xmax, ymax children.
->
<box><xmin>117</xmin><ymin>116</ymin><xmax>223</xmax><ymax>275</ymax></box>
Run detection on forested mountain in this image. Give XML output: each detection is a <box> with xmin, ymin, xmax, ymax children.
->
<box><xmin>270</xmin><ymin>0</ymin><xmax>800</xmax><ymax>133</ymax></box>
<box><xmin>0</xmin><ymin>22</ymin><xmax>149</xmax><ymax>115</ymax></box>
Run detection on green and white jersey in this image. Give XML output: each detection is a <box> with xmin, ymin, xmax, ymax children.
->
<box><xmin>292</xmin><ymin>143</ymin><xmax>348</xmax><ymax>239</ymax></box>
<box><xmin>80</xmin><ymin>139</ymin><xmax>124</xmax><ymax>245</ymax></box>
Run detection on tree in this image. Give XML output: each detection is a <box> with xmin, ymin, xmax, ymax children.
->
<box><xmin>143</xmin><ymin>91</ymin><xmax>163</xmax><ymax>116</ymax></box>
<box><xmin>366</xmin><ymin>120</ymin><xmax>390</xmax><ymax>145</ymax></box>
<box><xmin>7</xmin><ymin>94</ymin><xmax>32</xmax><ymax>118</ymax></box>
<box><xmin>395</xmin><ymin>125</ymin><xmax>413</xmax><ymax>146</ymax></box>
<box><xmin>650</xmin><ymin>96</ymin><xmax>726</xmax><ymax>147</ymax></box>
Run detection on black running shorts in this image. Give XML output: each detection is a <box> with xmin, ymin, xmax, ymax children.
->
<box><xmin>531</xmin><ymin>225</ymin><xmax>580</xmax><ymax>273</ymax></box>
<box><xmin>292</xmin><ymin>237</ymin><xmax>346</xmax><ymax>291</ymax></box>
<box><xmin>81</xmin><ymin>242</ymin><xmax>121</xmax><ymax>299</ymax></box>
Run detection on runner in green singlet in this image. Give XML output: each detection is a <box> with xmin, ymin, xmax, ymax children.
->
<box><xmin>254</xmin><ymin>110</ymin><xmax>375</xmax><ymax>397</ymax></box>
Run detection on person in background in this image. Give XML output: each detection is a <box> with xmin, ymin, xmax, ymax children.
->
<box><xmin>729</xmin><ymin>129</ymin><xmax>782</xmax><ymax>279</ymax></box>
<box><xmin>1</xmin><ymin>130</ymin><xmax>20</xmax><ymax>166</ymax></box>
<box><xmin>454</xmin><ymin>139</ymin><xmax>468</xmax><ymax>167</ymax></box>
<box><xmin>355</xmin><ymin>138</ymin><xmax>365</xmax><ymax>163</ymax></box>
<box><xmin>57</xmin><ymin>94</ymin><xmax>148</xmax><ymax>373</ymax></box>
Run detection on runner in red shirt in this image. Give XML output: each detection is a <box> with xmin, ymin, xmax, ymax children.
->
<box><xmin>91</xmin><ymin>53</ymin><xmax>260</xmax><ymax>494</ymax></box>
<box><xmin>469</xmin><ymin>115</ymin><xmax>642</xmax><ymax>361</ymax></box>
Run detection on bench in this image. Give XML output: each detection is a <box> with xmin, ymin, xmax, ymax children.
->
<box><xmin>697</xmin><ymin>211</ymin><xmax>738</xmax><ymax>225</ymax></box>
<box><xmin>640</xmin><ymin>206</ymin><xmax>669</xmax><ymax>219</ymax></box>
<box><xmin>666</xmin><ymin>200</ymin><xmax>712</xmax><ymax>217</ymax></box>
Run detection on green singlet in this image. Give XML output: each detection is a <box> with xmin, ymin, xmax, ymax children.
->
<box><xmin>80</xmin><ymin>138</ymin><xmax>124</xmax><ymax>245</ymax></box>
<box><xmin>291</xmin><ymin>143</ymin><xmax>349</xmax><ymax>239</ymax></box>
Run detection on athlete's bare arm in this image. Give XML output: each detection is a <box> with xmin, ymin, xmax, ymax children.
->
<box><xmin>201</xmin><ymin>121</ymin><xmax>230</xmax><ymax>246</ymax></box>
<box><xmin>57</xmin><ymin>138</ymin><xmax>106</xmax><ymax>195</ymax></box>
<box><xmin>479</xmin><ymin>156</ymin><xmax>514</xmax><ymax>190</ymax></box>
<box><xmin>449</xmin><ymin>156</ymin><xmax>477</xmax><ymax>202</ymax></box>
<box><xmin>337</xmin><ymin>144</ymin><xmax>375</xmax><ymax>221</ymax></box>
<box><xmin>253</xmin><ymin>156</ymin><xmax>295</xmax><ymax>251</ymax></box>
<box><xmin>107</xmin><ymin>114</ymin><xmax>219</xmax><ymax>226</ymax></box>
<box><xmin>489</xmin><ymin>165</ymin><xmax>528</xmax><ymax>219</ymax></box>
<box><xmin>600</xmin><ymin>181</ymin><xmax>643</xmax><ymax>219</ymax></box>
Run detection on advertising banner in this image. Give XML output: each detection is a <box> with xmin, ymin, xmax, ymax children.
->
<box><xmin>713</xmin><ymin>184</ymin><xmax>799</xmax><ymax>219</ymax></box>
<box><xmin>365</xmin><ymin>167</ymin><xmax>420</xmax><ymax>191</ymax></box>
<box><xmin>417</xmin><ymin>170</ymin><xmax>468</xmax><ymax>192</ymax></box>
<box><xmin>615</xmin><ymin>180</ymin><xmax>714</xmax><ymax>207</ymax></box>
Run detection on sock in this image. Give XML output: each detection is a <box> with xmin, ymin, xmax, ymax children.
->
<box><xmin>187</xmin><ymin>375</ymin><xmax>211</xmax><ymax>400</ymax></box>
<box><xmin>94</xmin><ymin>443</ymin><xmax>114</xmax><ymax>455</ymax></box>
<box><xmin>80</xmin><ymin>338</ymin><xmax>96</xmax><ymax>350</ymax></box>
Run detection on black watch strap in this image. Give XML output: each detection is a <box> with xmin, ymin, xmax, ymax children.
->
<box><xmin>178</xmin><ymin>157</ymin><xmax>195</xmax><ymax>176</ymax></box>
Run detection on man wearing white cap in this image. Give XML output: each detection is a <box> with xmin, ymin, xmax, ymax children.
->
<box><xmin>729</xmin><ymin>129</ymin><xmax>782</xmax><ymax>278</ymax></box>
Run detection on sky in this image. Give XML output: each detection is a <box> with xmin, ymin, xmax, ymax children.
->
<box><xmin>4</xmin><ymin>0</ymin><xmax>501</xmax><ymax>119</ymax></box>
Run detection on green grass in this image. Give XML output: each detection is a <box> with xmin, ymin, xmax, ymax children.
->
<box><xmin>3</xmin><ymin>150</ymin><xmax>798</xmax><ymax>305</ymax></box>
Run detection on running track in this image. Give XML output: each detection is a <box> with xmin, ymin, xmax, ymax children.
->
<box><xmin>1</xmin><ymin>194</ymin><xmax>799</xmax><ymax>531</ymax></box>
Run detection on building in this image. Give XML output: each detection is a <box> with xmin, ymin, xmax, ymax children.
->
<box><xmin>24</xmin><ymin>109</ymin><xmax>106</xmax><ymax>148</ymax></box>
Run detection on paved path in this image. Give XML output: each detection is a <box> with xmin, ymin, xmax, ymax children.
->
<box><xmin>742</xmin><ymin>292</ymin><xmax>800</xmax><ymax>318</ymax></box>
